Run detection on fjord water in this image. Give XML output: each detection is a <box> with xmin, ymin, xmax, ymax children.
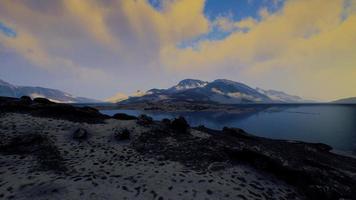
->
<box><xmin>100</xmin><ymin>105</ymin><xmax>356</xmax><ymax>154</ymax></box>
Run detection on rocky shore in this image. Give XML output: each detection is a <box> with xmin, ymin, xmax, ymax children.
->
<box><xmin>115</xmin><ymin>100</ymin><xmax>265</xmax><ymax>113</ymax></box>
<box><xmin>1</xmin><ymin>97</ymin><xmax>356</xmax><ymax>200</ymax></box>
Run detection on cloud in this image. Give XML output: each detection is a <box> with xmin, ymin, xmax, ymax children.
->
<box><xmin>0</xmin><ymin>20</ymin><xmax>109</xmax><ymax>89</ymax></box>
<box><xmin>0</xmin><ymin>0</ymin><xmax>210</xmax><ymax>96</ymax></box>
<box><xmin>63</xmin><ymin>0</ymin><xmax>120</xmax><ymax>49</ymax></box>
<box><xmin>159</xmin><ymin>0</ymin><xmax>356</xmax><ymax>100</ymax></box>
<box><xmin>0</xmin><ymin>0</ymin><xmax>355</xmax><ymax>100</ymax></box>
<box><xmin>212</xmin><ymin>15</ymin><xmax>257</xmax><ymax>33</ymax></box>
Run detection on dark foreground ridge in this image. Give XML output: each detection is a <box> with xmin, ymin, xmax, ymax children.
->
<box><xmin>1</xmin><ymin>96</ymin><xmax>356</xmax><ymax>200</ymax></box>
<box><xmin>0</xmin><ymin>96</ymin><xmax>109</xmax><ymax>123</ymax></box>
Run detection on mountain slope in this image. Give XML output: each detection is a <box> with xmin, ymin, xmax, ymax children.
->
<box><xmin>0</xmin><ymin>79</ymin><xmax>98</xmax><ymax>103</ymax></box>
<box><xmin>256</xmin><ymin>88</ymin><xmax>310</xmax><ymax>103</ymax></box>
<box><xmin>105</xmin><ymin>92</ymin><xmax>128</xmax><ymax>103</ymax></box>
<box><xmin>121</xmin><ymin>79</ymin><xmax>308</xmax><ymax>104</ymax></box>
<box><xmin>332</xmin><ymin>97</ymin><xmax>356</xmax><ymax>104</ymax></box>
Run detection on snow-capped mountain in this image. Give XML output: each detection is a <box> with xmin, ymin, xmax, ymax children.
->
<box><xmin>120</xmin><ymin>79</ymin><xmax>309</xmax><ymax>104</ymax></box>
<box><xmin>0</xmin><ymin>79</ymin><xmax>98</xmax><ymax>103</ymax></box>
<box><xmin>168</xmin><ymin>79</ymin><xmax>208</xmax><ymax>92</ymax></box>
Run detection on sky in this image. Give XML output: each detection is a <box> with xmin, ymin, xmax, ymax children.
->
<box><xmin>0</xmin><ymin>0</ymin><xmax>355</xmax><ymax>101</ymax></box>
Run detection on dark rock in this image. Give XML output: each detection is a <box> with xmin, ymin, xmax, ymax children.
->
<box><xmin>310</xmin><ymin>143</ymin><xmax>333</xmax><ymax>152</ymax></box>
<box><xmin>0</xmin><ymin>134</ymin><xmax>66</xmax><ymax>172</ymax></box>
<box><xmin>170</xmin><ymin>117</ymin><xmax>189</xmax><ymax>133</ymax></box>
<box><xmin>0</xmin><ymin>96</ymin><xmax>18</xmax><ymax>104</ymax></box>
<box><xmin>114</xmin><ymin>129</ymin><xmax>130</xmax><ymax>141</ymax></box>
<box><xmin>161</xmin><ymin>118</ymin><xmax>171</xmax><ymax>125</ymax></box>
<box><xmin>0</xmin><ymin>97</ymin><xmax>109</xmax><ymax>123</ymax></box>
<box><xmin>196</xmin><ymin>125</ymin><xmax>206</xmax><ymax>129</ymax></box>
<box><xmin>222</xmin><ymin>127</ymin><xmax>254</xmax><ymax>139</ymax></box>
<box><xmin>112</xmin><ymin>113</ymin><xmax>138</xmax><ymax>120</ymax></box>
<box><xmin>81</xmin><ymin>106</ymin><xmax>99</xmax><ymax>113</ymax></box>
<box><xmin>32</xmin><ymin>103</ymin><xmax>109</xmax><ymax>123</ymax></box>
<box><xmin>20</xmin><ymin>96</ymin><xmax>32</xmax><ymax>105</ymax></box>
<box><xmin>0</xmin><ymin>97</ymin><xmax>32</xmax><ymax>113</ymax></box>
<box><xmin>137</xmin><ymin>114</ymin><xmax>153</xmax><ymax>126</ymax></box>
<box><xmin>33</xmin><ymin>97</ymin><xmax>53</xmax><ymax>105</ymax></box>
<box><xmin>73</xmin><ymin>128</ymin><xmax>88</xmax><ymax>140</ymax></box>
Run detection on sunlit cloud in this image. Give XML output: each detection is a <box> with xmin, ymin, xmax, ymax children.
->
<box><xmin>160</xmin><ymin>0</ymin><xmax>356</xmax><ymax>100</ymax></box>
<box><xmin>0</xmin><ymin>0</ymin><xmax>355</xmax><ymax>100</ymax></box>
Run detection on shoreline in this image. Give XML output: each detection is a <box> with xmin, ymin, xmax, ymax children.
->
<box><xmin>1</xmin><ymin>97</ymin><xmax>356</xmax><ymax>199</ymax></box>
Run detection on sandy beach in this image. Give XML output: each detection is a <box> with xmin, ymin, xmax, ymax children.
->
<box><xmin>0</xmin><ymin>113</ymin><xmax>300</xmax><ymax>200</ymax></box>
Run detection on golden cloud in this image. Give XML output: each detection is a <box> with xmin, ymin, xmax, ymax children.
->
<box><xmin>0</xmin><ymin>0</ymin><xmax>355</xmax><ymax>100</ymax></box>
<box><xmin>160</xmin><ymin>0</ymin><xmax>356</xmax><ymax>100</ymax></box>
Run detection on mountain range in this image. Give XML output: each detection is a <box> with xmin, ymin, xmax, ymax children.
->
<box><xmin>332</xmin><ymin>97</ymin><xmax>356</xmax><ymax>104</ymax></box>
<box><xmin>0</xmin><ymin>79</ymin><xmax>98</xmax><ymax>103</ymax></box>
<box><xmin>2</xmin><ymin>78</ymin><xmax>354</xmax><ymax>104</ymax></box>
<box><xmin>118</xmin><ymin>79</ymin><xmax>312</xmax><ymax>104</ymax></box>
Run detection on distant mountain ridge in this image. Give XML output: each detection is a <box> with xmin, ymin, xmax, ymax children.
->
<box><xmin>119</xmin><ymin>79</ymin><xmax>310</xmax><ymax>104</ymax></box>
<box><xmin>332</xmin><ymin>97</ymin><xmax>356</xmax><ymax>104</ymax></box>
<box><xmin>0</xmin><ymin>79</ymin><xmax>98</xmax><ymax>103</ymax></box>
<box><xmin>256</xmin><ymin>88</ymin><xmax>306</xmax><ymax>103</ymax></box>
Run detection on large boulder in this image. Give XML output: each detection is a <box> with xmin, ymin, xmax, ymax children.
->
<box><xmin>137</xmin><ymin>114</ymin><xmax>153</xmax><ymax>126</ymax></box>
<box><xmin>161</xmin><ymin>118</ymin><xmax>171</xmax><ymax>127</ymax></box>
<box><xmin>33</xmin><ymin>97</ymin><xmax>54</xmax><ymax>105</ymax></box>
<box><xmin>113</xmin><ymin>113</ymin><xmax>138</xmax><ymax>120</ymax></box>
<box><xmin>20</xmin><ymin>96</ymin><xmax>32</xmax><ymax>105</ymax></box>
<box><xmin>114</xmin><ymin>129</ymin><xmax>130</xmax><ymax>141</ymax></box>
<box><xmin>72</xmin><ymin>128</ymin><xmax>88</xmax><ymax>140</ymax></box>
<box><xmin>170</xmin><ymin>117</ymin><xmax>190</xmax><ymax>133</ymax></box>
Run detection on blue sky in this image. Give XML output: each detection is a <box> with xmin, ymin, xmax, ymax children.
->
<box><xmin>149</xmin><ymin>0</ymin><xmax>285</xmax><ymax>20</ymax></box>
<box><xmin>0</xmin><ymin>21</ymin><xmax>17</xmax><ymax>38</ymax></box>
<box><xmin>204</xmin><ymin>0</ymin><xmax>284</xmax><ymax>21</ymax></box>
<box><xmin>151</xmin><ymin>0</ymin><xmax>285</xmax><ymax>48</ymax></box>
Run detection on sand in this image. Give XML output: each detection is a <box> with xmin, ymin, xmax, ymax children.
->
<box><xmin>0</xmin><ymin>113</ymin><xmax>302</xmax><ymax>200</ymax></box>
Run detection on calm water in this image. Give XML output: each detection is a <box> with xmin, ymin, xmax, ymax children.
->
<box><xmin>100</xmin><ymin>105</ymin><xmax>356</xmax><ymax>154</ymax></box>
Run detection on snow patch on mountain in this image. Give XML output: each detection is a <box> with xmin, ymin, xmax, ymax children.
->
<box><xmin>169</xmin><ymin>79</ymin><xmax>208</xmax><ymax>91</ymax></box>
